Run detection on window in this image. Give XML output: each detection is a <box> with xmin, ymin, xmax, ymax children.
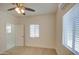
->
<box><xmin>63</xmin><ymin>4</ymin><xmax>79</xmax><ymax>54</ymax></box>
<box><xmin>6</xmin><ymin>24</ymin><xmax>12</xmax><ymax>33</ymax></box>
<box><xmin>30</xmin><ymin>24</ymin><xmax>39</xmax><ymax>38</ymax></box>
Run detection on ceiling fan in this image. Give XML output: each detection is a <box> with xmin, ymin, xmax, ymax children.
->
<box><xmin>8</xmin><ymin>3</ymin><xmax>35</xmax><ymax>15</ymax></box>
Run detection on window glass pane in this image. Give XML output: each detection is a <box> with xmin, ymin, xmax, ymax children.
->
<box><xmin>30</xmin><ymin>24</ymin><xmax>39</xmax><ymax>38</ymax></box>
<box><xmin>74</xmin><ymin>18</ymin><xmax>79</xmax><ymax>52</ymax></box>
<box><xmin>35</xmin><ymin>25</ymin><xmax>39</xmax><ymax>37</ymax></box>
<box><xmin>30</xmin><ymin>25</ymin><xmax>34</xmax><ymax>37</ymax></box>
<box><xmin>63</xmin><ymin>14</ymin><xmax>73</xmax><ymax>48</ymax></box>
<box><xmin>6</xmin><ymin>24</ymin><xmax>11</xmax><ymax>33</ymax></box>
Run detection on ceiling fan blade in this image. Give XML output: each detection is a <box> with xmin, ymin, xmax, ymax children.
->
<box><xmin>8</xmin><ymin>7</ymin><xmax>15</xmax><ymax>11</ymax></box>
<box><xmin>24</xmin><ymin>7</ymin><xmax>35</xmax><ymax>12</ymax></box>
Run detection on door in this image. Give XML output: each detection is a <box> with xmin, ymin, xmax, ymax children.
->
<box><xmin>6</xmin><ymin>24</ymin><xmax>16</xmax><ymax>50</ymax></box>
<box><xmin>15</xmin><ymin>24</ymin><xmax>25</xmax><ymax>46</ymax></box>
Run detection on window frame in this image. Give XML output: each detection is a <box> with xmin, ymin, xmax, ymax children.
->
<box><xmin>30</xmin><ymin>24</ymin><xmax>40</xmax><ymax>38</ymax></box>
<box><xmin>62</xmin><ymin>4</ymin><xmax>79</xmax><ymax>55</ymax></box>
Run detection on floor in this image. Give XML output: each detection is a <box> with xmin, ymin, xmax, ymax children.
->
<box><xmin>1</xmin><ymin>46</ymin><xmax>57</xmax><ymax>55</ymax></box>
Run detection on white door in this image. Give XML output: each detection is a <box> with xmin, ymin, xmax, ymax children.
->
<box><xmin>6</xmin><ymin>24</ymin><xmax>16</xmax><ymax>50</ymax></box>
<box><xmin>15</xmin><ymin>24</ymin><xmax>25</xmax><ymax>46</ymax></box>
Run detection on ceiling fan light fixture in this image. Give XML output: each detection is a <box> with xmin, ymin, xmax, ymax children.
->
<box><xmin>15</xmin><ymin>7</ymin><xmax>21</xmax><ymax>14</ymax></box>
<box><xmin>8</xmin><ymin>3</ymin><xmax>35</xmax><ymax>15</ymax></box>
<box><xmin>21</xmin><ymin>9</ymin><xmax>25</xmax><ymax>13</ymax></box>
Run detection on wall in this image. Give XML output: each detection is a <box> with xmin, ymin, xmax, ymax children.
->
<box><xmin>56</xmin><ymin>3</ymin><xmax>75</xmax><ymax>55</ymax></box>
<box><xmin>0</xmin><ymin>11</ymin><xmax>18</xmax><ymax>53</ymax></box>
<box><xmin>18</xmin><ymin>14</ymin><xmax>56</xmax><ymax>49</ymax></box>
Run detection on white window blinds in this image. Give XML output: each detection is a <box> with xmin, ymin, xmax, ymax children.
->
<box><xmin>63</xmin><ymin>4</ymin><xmax>79</xmax><ymax>55</ymax></box>
<box><xmin>30</xmin><ymin>24</ymin><xmax>39</xmax><ymax>38</ymax></box>
<box><xmin>74</xmin><ymin>17</ymin><xmax>79</xmax><ymax>52</ymax></box>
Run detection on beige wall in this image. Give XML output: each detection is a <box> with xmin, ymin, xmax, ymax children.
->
<box><xmin>56</xmin><ymin>4</ymin><xmax>75</xmax><ymax>55</ymax></box>
<box><xmin>18</xmin><ymin>14</ymin><xmax>56</xmax><ymax>49</ymax></box>
<box><xmin>0</xmin><ymin>12</ymin><xmax>18</xmax><ymax>53</ymax></box>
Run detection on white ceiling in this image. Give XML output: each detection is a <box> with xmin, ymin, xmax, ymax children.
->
<box><xmin>0</xmin><ymin>3</ymin><xmax>58</xmax><ymax>17</ymax></box>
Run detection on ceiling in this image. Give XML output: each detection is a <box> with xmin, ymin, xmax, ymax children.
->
<box><xmin>0</xmin><ymin>3</ymin><xmax>58</xmax><ymax>17</ymax></box>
